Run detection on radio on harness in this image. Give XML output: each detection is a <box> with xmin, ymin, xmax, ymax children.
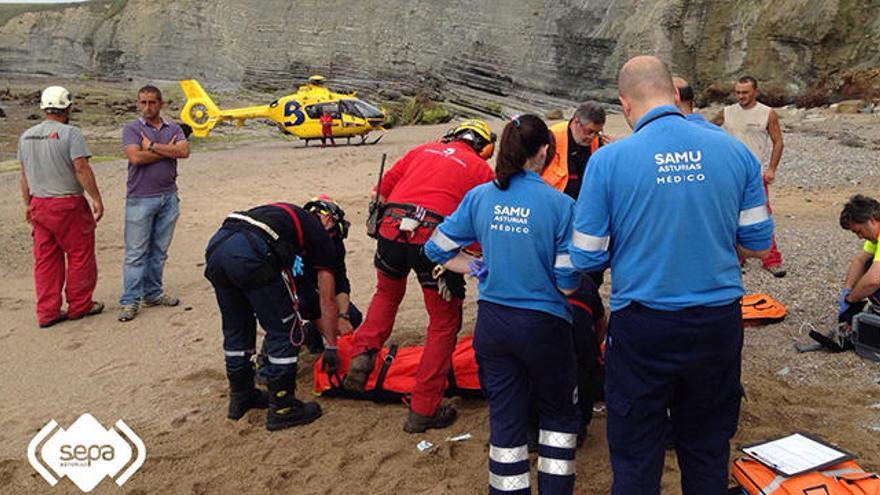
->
<box><xmin>366</xmin><ymin>153</ymin><xmax>386</xmax><ymax>239</ymax></box>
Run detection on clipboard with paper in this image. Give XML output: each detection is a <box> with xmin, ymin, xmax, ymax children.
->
<box><xmin>739</xmin><ymin>433</ymin><xmax>855</xmax><ymax>477</ymax></box>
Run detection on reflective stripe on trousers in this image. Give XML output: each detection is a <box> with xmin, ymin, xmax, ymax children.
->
<box><xmin>476</xmin><ymin>300</ymin><xmax>579</xmax><ymax>495</ymax></box>
<box><xmin>488</xmin><ymin>443</ymin><xmax>530</xmax><ymax>494</ymax></box>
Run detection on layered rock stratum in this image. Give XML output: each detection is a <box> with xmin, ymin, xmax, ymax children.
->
<box><xmin>2</xmin><ymin>0</ymin><xmax>879</xmax><ymax>108</ymax></box>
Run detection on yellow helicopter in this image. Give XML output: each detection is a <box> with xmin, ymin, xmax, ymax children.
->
<box><xmin>178</xmin><ymin>75</ymin><xmax>386</xmax><ymax>146</ymax></box>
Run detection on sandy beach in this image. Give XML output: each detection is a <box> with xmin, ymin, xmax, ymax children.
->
<box><xmin>1</xmin><ymin>111</ymin><xmax>879</xmax><ymax>494</ymax></box>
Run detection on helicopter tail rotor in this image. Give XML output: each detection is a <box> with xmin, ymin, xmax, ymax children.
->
<box><xmin>179</xmin><ymin>80</ymin><xmax>222</xmax><ymax>138</ymax></box>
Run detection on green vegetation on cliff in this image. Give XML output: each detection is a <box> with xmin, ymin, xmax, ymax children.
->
<box><xmin>382</xmin><ymin>94</ymin><xmax>452</xmax><ymax>128</ymax></box>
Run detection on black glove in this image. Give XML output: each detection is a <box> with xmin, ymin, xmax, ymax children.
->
<box><xmin>432</xmin><ymin>264</ymin><xmax>465</xmax><ymax>302</ymax></box>
<box><xmin>321</xmin><ymin>347</ymin><xmax>340</xmax><ymax>375</ymax></box>
<box><xmin>839</xmin><ymin>300</ymin><xmax>867</xmax><ymax>324</ymax></box>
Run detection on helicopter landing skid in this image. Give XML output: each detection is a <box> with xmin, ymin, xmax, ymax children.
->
<box><xmin>355</xmin><ymin>132</ymin><xmax>384</xmax><ymax>146</ymax></box>
<box><xmin>302</xmin><ymin>132</ymin><xmax>384</xmax><ymax>148</ymax></box>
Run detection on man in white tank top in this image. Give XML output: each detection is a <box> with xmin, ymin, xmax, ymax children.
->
<box><xmin>714</xmin><ymin>75</ymin><xmax>786</xmax><ymax>277</ymax></box>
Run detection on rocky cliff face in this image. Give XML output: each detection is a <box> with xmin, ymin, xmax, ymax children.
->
<box><xmin>2</xmin><ymin>0</ymin><xmax>879</xmax><ymax>109</ymax></box>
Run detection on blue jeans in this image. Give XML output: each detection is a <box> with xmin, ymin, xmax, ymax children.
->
<box><xmin>120</xmin><ymin>192</ymin><xmax>180</xmax><ymax>306</ymax></box>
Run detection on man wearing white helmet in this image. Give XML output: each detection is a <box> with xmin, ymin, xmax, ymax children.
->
<box><xmin>18</xmin><ymin>86</ymin><xmax>105</xmax><ymax>328</ymax></box>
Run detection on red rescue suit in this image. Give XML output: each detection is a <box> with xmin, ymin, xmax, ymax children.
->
<box><xmin>319</xmin><ymin>113</ymin><xmax>333</xmax><ymax>137</ymax></box>
<box><xmin>353</xmin><ymin>139</ymin><xmax>494</xmax><ymax>416</ymax></box>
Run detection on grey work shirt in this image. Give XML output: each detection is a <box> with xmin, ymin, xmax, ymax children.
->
<box><xmin>17</xmin><ymin>120</ymin><xmax>91</xmax><ymax>198</ymax></box>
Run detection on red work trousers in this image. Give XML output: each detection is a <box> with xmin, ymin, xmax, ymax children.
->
<box><xmin>321</xmin><ymin>125</ymin><xmax>335</xmax><ymax>146</ymax></box>
<box><xmin>352</xmin><ymin>271</ymin><xmax>463</xmax><ymax>416</ymax></box>
<box><xmin>29</xmin><ymin>196</ymin><xmax>97</xmax><ymax>324</ymax></box>
<box><xmin>761</xmin><ymin>178</ymin><xmax>783</xmax><ymax>268</ymax></box>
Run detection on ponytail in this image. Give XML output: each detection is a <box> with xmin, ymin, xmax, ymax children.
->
<box><xmin>494</xmin><ymin>114</ymin><xmax>550</xmax><ymax>190</ymax></box>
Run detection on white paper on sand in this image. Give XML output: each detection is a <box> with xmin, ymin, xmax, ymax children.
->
<box><xmin>445</xmin><ymin>433</ymin><xmax>472</xmax><ymax>442</ymax></box>
<box><xmin>742</xmin><ymin>433</ymin><xmax>850</xmax><ymax>476</ymax></box>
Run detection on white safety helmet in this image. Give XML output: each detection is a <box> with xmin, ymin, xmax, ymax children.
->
<box><xmin>40</xmin><ymin>86</ymin><xmax>72</xmax><ymax>111</ymax></box>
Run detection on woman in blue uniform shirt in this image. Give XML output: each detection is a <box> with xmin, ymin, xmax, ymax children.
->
<box><xmin>424</xmin><ymin>114</ymin><xmax>581</xmax><ymax>495</ymax></box>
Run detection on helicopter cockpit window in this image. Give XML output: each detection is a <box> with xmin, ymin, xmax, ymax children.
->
<box><xmin>305</xmin><ymin>102</ymin><xmax>340</xmax><ymax>119</ymax></box>
<box><xmin>338</xmin><ymin>100</ymin><xmax>359</xmax><ymax>118</ymax></box>
<box><xmin>304</xmin><ymin>105</ymin><xmax>320</xmax><ymax>119</ymax></box>
<box><xmin>352</xmin><ymin>101</ymin><xmax>384</xmax><ymax>120</ymax></box>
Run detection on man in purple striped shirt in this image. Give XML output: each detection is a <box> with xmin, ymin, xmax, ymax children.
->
<box><xmin>118</xmin><ymin>85</ymin><xmax>190</xmax><ymax>322</ymax></box>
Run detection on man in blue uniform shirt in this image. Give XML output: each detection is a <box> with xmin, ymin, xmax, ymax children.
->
<box><xmin>571</xmin><ymin>56</ymin><xmax>773</xmax><ymax>495</ymax></box>
<box><xmin>672</xmin><ymin>76</ymin><xmax>723</xmax><ymax>132</ymax></box>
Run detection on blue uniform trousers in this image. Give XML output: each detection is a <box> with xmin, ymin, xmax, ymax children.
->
<box><xmin>605</xmin><ymin>301</ymin><xmax>743</xmax><ymax>495</ymax></box>
<box><xmin>204</xmin><ymin>228</ymin><xmax>300</xmax><ymax>380</ymax></box>
<box><xmin>474</xmin><ymin>301</ymin><xmax>580</xmax><ymax>495</ymax></box>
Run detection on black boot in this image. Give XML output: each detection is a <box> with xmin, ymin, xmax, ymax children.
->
<box><xmin>266</xmin><ymin>370</ymin><xmax>322</xmax><ymax>431</ymax></box>
<box><xmin>226</xmin><ymin>365</ymin><xmax>268</xmax><ymax>420</ymax></box>
<box><xmin>343</xmin><ymin>349</ymin><xmax>377</xmax><ymax>393</ymax></box>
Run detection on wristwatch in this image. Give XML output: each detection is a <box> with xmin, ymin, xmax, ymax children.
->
<box><xmin>147</xmin><ymin>141</ymin><xmax>155</xmax><ymax>152</ymax></box>
<box><xmin>337</xmin><ymin>312</ymin><xmax>350</xmax><ymax>320</ymax></box>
